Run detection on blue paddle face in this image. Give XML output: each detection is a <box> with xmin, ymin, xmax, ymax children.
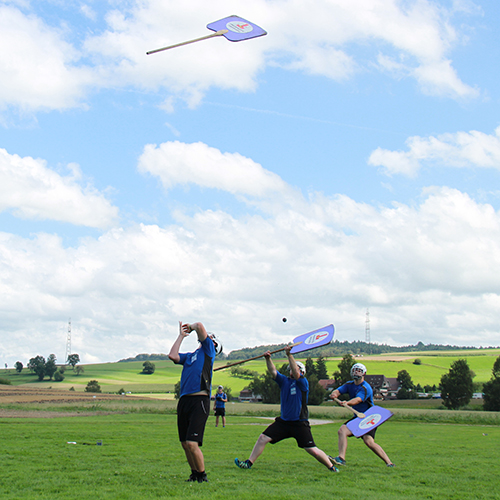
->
<box><xmin>347</xmin><ymin>406</ymin><xmax>394</xmax><ymax>437</ymax></box>
<box><xmin>290</xmin><ymin>324</ymin><xmax>335</xmax><ymax>354</ymax></box>
<box><xmin>207</xmin><ymin>16</ymin><xmax>267</xmax><ymax>42</ymax></box>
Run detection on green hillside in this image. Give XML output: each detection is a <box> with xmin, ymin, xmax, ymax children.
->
<box><xmin>2</xmin><ymin>349</ymin><xmax>499</xmax><ymax>396</ymax></box>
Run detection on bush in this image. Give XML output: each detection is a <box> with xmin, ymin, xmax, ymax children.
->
<box><xmin>0</xmin><ymin>377</ymin><xmax>12</xmax><ymax>385</ymax></box>
<box><xmin>85</xmin><ymin>380</ymin><xmax>102</xmax><ymax>393</ymax></box>
<box><xmin>413</xmin><ymin>359</ymin><xmax>422</xmax><ymax>365</ymax></box>
<box><xmin>142</xmin><ymin>361</ymin><xmax>155</xmax><ymax>374</ymax></box>
<box><xmin>54</xmin><ymin>370</ymin><xmax>65</xmax><ymax>382</ymax></box>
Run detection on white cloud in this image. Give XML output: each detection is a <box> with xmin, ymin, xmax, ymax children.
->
<box><xmin>0</xmin><ymin>5</ymin><xmax>93</xmax><ymax>113</ymax></box>
<box><xmin>0</xmin><ymin>148</ymin><xmax>119</xmax><ymax>228</ymax></box>
<box><xmin>368</xmin><ymin>126</ymin><xmax>500</xmax><ymax>176</ymax></box>
<box><xmin>137</xmin><ymin>141</ymin><xmax>292</xmax><ymax>199</ymax></box>
<box><xmin>2</xmin><ymin>163</ymin><xmax>500</xmax><ymax>364</ymax></box>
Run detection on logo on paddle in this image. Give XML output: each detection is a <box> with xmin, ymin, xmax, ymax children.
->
<box><xmin>226</xmin><ymin>21</ymin><xmax>253</xmax><ymax>34</ymax></box>
<box><xmin>359</xmin><ymin>413</ymin><xmax>382</xmax><ymax>429</ymax></box>
<box><xmin>304</xmin><ymin>331</ymin><xmax>329</xmax><ymax>345</ymax></box>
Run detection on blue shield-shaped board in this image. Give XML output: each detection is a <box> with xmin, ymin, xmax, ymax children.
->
<box><xmin>346</xmin><ymin>406</ymin><xmax>394</xmax><ymax>437</ymax></box>
<box><xmin>207</xmin><ymin>15</ymin><xmax>267</xmax><ymax>42</ymax></box>
<box><xmin>290</xmin><ymin>324</ymin><xmax>334</xmax><ymax>354</ymax></box>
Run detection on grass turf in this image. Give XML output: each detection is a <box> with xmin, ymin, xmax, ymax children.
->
<box><xmin>1</xmin><ymin>412</ymin><xmax>499</xmax><ymax>500</ymax></box>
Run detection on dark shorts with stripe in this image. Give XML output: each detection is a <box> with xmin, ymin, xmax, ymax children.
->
<box><xmin>263</xmin><ymin>417</ymin><xmax>316</xmax><ymax>448</ymax></box>
<box><xmin>177</xmin><ymin>395</ymin><xmax>210</xmax><ymax>445</ymax></box>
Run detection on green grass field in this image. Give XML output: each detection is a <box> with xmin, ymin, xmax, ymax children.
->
<box><xmin>1</xmin><ymin>411</ymin><xmax>499</xmax><ymax>500</ymax></box>
<box><xmin>2</xmin><ymin>348</ymin><xmax>500</xmax><ymax>396</ymax></box>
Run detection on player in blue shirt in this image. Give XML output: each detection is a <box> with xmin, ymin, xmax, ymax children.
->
<box><xmin>169</xmin><ymin>321</ymin><xmax>222</xmax><ymax>483</ymax></box>
<box><xmin>235</xmin><ymin>345</ymin><xmax>338</xmax><ymax>472</ymax></box>
<box><xmin>214</xmin><ymin>385</ymin><xmax>227</xmax><ymax>427</ymax></box>
<box><xmin>329</xmin><ymin>363</ymin><xmax>394</xmax><ymax>467</ymax></box>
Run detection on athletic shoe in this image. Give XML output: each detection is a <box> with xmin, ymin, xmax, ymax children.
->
<box><xmin>186</xmin><ymin>472</ymin><xmax>197</xmax><ymax>482</ymax></box>
<box><xmin>329</xmin><ymin>465</ymin><xmax>339</xmax><ymax>473</ymax></box>
<box><xmin>197</xmin><ymin>472</ymin><xmax>208</xmax><ymax>483</ymax></box>
<box><xmin>328</xmin><ymin>455</ymin><xmax>346</xmax><ymax>466</ymax></box>
<box><xmin>387</xmin><ymin>463</ymin><xmax>395</xmax><ymax>468</ymax></box>
<box><xmin>235</xmin><ymin>458</ymin><xmax>252</xmax><ymax>469</ymax></box>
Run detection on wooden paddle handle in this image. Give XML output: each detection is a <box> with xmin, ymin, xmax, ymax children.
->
<box><xmin>334</xmin><ymin>397</ymin><xmax>366</xmax><ymax>418</ymax></box>
<box><xmin>146</xmin><ymin>30</ymin><xmax>228</xmax><ymax>54</ymax></box>
<box><xmin>213</xmin><ymin>341</ymin><xmax>302</xmax><ymax>372</ymax></box>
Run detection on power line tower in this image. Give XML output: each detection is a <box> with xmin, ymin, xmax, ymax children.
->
<box><xmin>365</xmin><ymin>309</ymin><xmax>371</xmax><ymax>354</ymax></box>
<box><xmin>65</xmin><ymin>318</ymin><xmax>72</xmax><ymax>363</ymax></box>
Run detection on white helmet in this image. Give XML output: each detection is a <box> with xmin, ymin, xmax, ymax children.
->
<box><xmin>350</xmin><ymin>363</ymin><xmax>367</xmax><ymax>380</ymax></box>
<box><xmin>208</xmin><ymin>332</ymin><xmax>223</xmax><ymax>355</ymax></box>
<box><xmin>296</xmin><ymin>361</ymin><xmax>306</xmax><ymax>375</ymax></box>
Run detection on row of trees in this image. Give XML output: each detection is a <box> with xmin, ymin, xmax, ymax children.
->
<box><xmin>23</xmin><ymin>354</ymin><xmax>82</xmax><ymax>382</ymax></box>
<box><xmin>230</xmin><ymin>351</ymin><xmax>500</xmax><ymax>411</ymax></box>
<box><xmin>227</xmin><ymin>339</ymin><xmax>499</xmax><ymax>360</ymax></box>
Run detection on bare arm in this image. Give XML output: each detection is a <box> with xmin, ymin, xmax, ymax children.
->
<box><xmin>330</xmin><ymin>388</ymin><xmax>362</xmax><ymax>407</ymax></box>
<box><xmin>264</xmin><ymin>351</ymin><xmax>277</xmax><ymax>379</ymax></box>
<box><xmin>285</xmin><ymin>345</ymin><xmax>300</xmax><ymax>380</ymax></box>
<box><xmin>330</xmin><ymin>389</ymin><xmax>341</xmax><ymax>400</ymax></box>
<box><xmin>168</xmin><ymin>321</ymin><xmax>190</xmax><ymax>363</ymax></box>
<box><xmin>184</xmin><ymin>322</ymin><xmax>208</xmax><ymax>343</ymax></box>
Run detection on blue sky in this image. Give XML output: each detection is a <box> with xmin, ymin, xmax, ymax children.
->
<box><xmin>1</xmin><ymin>0</ymin><xmax>500</xmax><ymax>365</ymax></box>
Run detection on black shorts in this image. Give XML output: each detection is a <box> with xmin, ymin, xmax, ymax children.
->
<box><xmin>214</xmin><ymin>407</ymin><xmax>225</xmax><ymax>416</ymax></box>
<box><xmin>345</xmin><ymin>417</ymin><xmax>378</xmax><ymax>439</ymax></box>
<box><xmin>263</xmin><ymin>417</ymin><xmax>316</xmax><ymax>448</ymax></box>
<box><xmin>177</xmin><ymin>395</ymin><xmax>210</xmax><ymax>445</ymax></box>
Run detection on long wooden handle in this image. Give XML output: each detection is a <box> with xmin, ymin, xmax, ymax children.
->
<box><xmin>334</xmin><ymin>397</ymin><xmax>366</xmax><ymax>418</ymax></box>
<box><xmin>214</xmin><ymin>342</ymin><xmax>302</xmax><ymax>372</ymax></box>
<box><xmin>146</xmin><ymin>29</ymin><xmax>228</xmax><ymax>54</ymax></box>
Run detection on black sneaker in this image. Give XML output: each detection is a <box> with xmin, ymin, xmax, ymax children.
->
<box><xmin>234</xmin><ymin>458</ymin><xmax>252</xmax><ymax>469</ymax></box>
<box><xmin>186</xmin><ymin>472</ymin><xmax>197</xmax><ymax>482</ymax></box>
<box><xmin>197</xmin><ymin>472</ymin><xmax>208</xmax><ymax>483</ymax></box>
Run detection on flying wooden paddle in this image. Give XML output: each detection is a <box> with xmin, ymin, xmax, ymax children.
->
<box><xmin>214</xmin><ymin>324</ymin><xmax>334</xmax><ymax>372</ymax></box>
<box><xmin>146</xmin><ymin>15</ymin><xmax>267</xmax><ymax>55</ymax></box>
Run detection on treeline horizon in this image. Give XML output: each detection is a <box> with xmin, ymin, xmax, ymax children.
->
<box><xmin>117</xmin><ymin>340</ymin><xmax>499</xmax><ymax>363</ymax></box>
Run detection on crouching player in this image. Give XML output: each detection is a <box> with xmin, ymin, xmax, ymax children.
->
<box><xmin>329</xmin><ymin>363</ymin><xmax>394</xmax><ymax>467</ymax></box>
<box><xmin>235</xmin><ymin>345</ymin><xmax>338</xmax><ymax>473</ymax></box>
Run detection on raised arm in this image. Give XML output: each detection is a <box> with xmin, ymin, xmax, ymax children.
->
<box><xmin>183</xmin><ymin>322</ymin><xmax>208</xmax><ymax>343</ymax></box>
<box><xmin>264</xmin><ymin>350</ymin><xmax>277</xmax><ymax>379</ymax></box>
<box><xmin>168</xmin><ymin>321</ymin><xmax>190</xmax><ymax>363</ymax></box>
<box><xmin>285</xmin><ymin>345</ymin><xmax>301</xmax><ymax>380</ymax></box>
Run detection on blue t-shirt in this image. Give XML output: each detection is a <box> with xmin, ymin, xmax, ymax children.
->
<box><xmin>337</xmin><ymin>380</ymin><xmax>373</xmax><ymax>413</ymax></box>
<box><xmin>275</xmin><ymin>372</ymin><xmax>309</xmax><ymax>421</ymax></box>
<box><xmin>177</xmin><ymin>336</ymin><xmax>216</xmax><ymax>398</ymax></box>
<box><xmin>215</xmin><ymin>392</ymin><xmax>227</xmax><ymax>408</ymax></box>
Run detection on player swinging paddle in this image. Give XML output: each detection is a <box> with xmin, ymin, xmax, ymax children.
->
<box><xmin>329</xmin><ymin>363</ymin><xmax>394</xmax><ymax>467</ymax></box>
<box><xmin>234</xmin><ymin>345</ymin><xmax>339</xmax><ymax>473</ymax></box>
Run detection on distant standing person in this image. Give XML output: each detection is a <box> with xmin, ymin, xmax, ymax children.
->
<box><xmin>168</xmin><ymin>321</ymin><xmax>223</xmax><ymax>483</ymax></box>
<box><xmin>234</xmin><ymin>346</ymin><xmax>339</xmax><ymax>473</ymax></box>
<box><xmin>214</xmin><ymin>385</ymin><xmax>228</xmax><ymax>427</ymax></box>
<box><xmin>329</xmin><ymin>363</ymin><xmax>394</xmax><ymax>467</ymax></box>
